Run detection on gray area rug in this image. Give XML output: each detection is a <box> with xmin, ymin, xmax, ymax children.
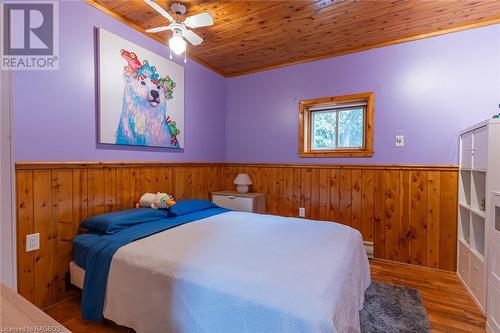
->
<box><xmin>360</xmin><ymin>282</ymin><xmax>430</xmax><ymax>333</ymax></box>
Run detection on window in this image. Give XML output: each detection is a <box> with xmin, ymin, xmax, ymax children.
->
<box><xmin>299</xmin><ymin>92</ymin><xmax>374</xmax><ymax>157</ymax></box>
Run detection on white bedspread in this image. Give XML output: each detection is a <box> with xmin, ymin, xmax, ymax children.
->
<box><xmin>103</xmin><ymin>211</ymin><xmax>371</xmax><ymax>333</ymax></box>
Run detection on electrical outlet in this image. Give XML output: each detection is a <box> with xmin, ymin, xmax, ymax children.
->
<box><xmin>395</xmin><ymin>135</ymin><xmax>405</xmax><ymax>147</ymax></box>
<box><xmin>26</xmin><ymin>233</ymin><xmax>40</xmax><ymax>252</ymax></box>
<box><xmin>299</xmin><ymin>207</ymin><xmax>306</xmax><ymax>217</ymax></box>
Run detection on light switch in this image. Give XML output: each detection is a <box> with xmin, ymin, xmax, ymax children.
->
<box><xmin>26</xmin><ymin>233</ymin><xmax>40</xmax><ymax>252</ymax></box>
<box><xmin>395</xmin><ymin>135</ymin><xmax>405</xmax><ymax>147</ymax></box>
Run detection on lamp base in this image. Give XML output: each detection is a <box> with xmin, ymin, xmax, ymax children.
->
<box><xmin>236</xmin><ymin>185</ymin><xmax>249</xmax><ymax>193</ymax></box>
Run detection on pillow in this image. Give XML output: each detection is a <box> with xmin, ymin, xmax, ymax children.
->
<box><xmin>81</xmin><ymin>208</ymin><xmax>170</xmax><ymax>234</ymax></box>
<box><xmin>168</xmin><ymin>199</ymin><xmax>218</xmax><ymax>217</ymax></box>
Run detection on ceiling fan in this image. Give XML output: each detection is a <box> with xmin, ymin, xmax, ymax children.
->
<box><xmin>144</xmin><ymin>0</ymin><xmax>214</xmax><ymax>57</ymax></box>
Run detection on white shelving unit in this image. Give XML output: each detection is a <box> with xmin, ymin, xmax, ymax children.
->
<box><xmin>458</xmin><ymin>119</ymin><xmax>500</xmax><ymax>315</ymax></box>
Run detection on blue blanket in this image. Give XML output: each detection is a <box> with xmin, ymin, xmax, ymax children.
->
<box><xmin>76</xmin><ymin>207</ymin><xmax>229</xmax><ymax>320</ymax></box>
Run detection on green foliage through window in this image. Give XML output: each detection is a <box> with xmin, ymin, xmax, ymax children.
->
<box><xmin>312</xmin><ymin>111</ymin><xmax>337</xmax><ymax>149</ymax></box>
<box><xmin>312</xmin><ymin>108</ymin><xmax>364</xmax><ymax>150</ymax></box>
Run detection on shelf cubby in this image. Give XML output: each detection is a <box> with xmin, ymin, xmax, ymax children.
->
<box><xmin>459</xmin><ymin>169</ymin><xmax>472</xmax><ymax>206</ymax></box>
<box><xmin>471</xmin><ymin>213</ymin><xmax>485</xmax><ymax>257</ymax></box>
<box><xmin>459</xmin><ymin>205</ymin><xmax>471</xmax><ymax>244</ymax></box>
<box><xmin>471</xmin><ymin>170</ymin><xmax>486</xmax><ymax>212</ymax></box>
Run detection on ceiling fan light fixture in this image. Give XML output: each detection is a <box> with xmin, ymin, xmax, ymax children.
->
<box><xmin>169</xmin><ymin>34</ymin><xmax>186</xmax><ymax>55</ymax></box>
<box><xmin>144</xmin><ymin>0</ymin><xmax>212</xmax><ymax>54</ymax></box>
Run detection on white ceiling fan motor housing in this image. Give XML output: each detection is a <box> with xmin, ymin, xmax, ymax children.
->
<box><xmin>171</xmin><ymin>2</ymin><xmax>187</xmax><ymax>16</ymax></box>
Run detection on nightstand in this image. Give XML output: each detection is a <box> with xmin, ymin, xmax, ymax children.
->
<box><xmin>211</xmin><ymin>191</ymin><xmax>266</xmax><ymax>213</ymax></box>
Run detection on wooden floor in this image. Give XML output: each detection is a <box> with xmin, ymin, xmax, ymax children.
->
<box><xmin>45</xmin><ymin>259</ymin><xmax>486</xmax><ymax>333</ymax></box>
<box><xmin>370</xmin><ymin>259</ymin><xmax>486</xmax><ymax>333</ymax></box>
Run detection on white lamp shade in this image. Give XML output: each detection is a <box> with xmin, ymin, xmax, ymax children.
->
<box><xmin>233</xmin><ymin>173</ymin><xmax>252</xmax><ymax>185</ymax></box>
<box><xmin>169</xmin><ymin>35</ymin><xmax>186</xmax><ymax>54</ymax></box>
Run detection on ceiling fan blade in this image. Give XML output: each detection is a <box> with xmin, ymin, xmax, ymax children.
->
<box><xmin>145</xmin><ymin>26</ymin><xmax>170</xmax><ymax>33</ymax></box>
<box><xmin>183</xmin><ymin>29</ymin><xmax>203</xmax><ymax>45</ymax></box>
<box><xmin>184</xmin><ymin>12</ymin><xmax>213</xmax><ymax>28</ymax></box>
<box><xmin>144</xmin><ymin>0</ymin><xmax>174</xmax><ymax>23</ymax></box>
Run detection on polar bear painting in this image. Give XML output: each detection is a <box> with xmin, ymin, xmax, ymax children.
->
<box><xmin>97</xmin><ymin>28</ymin><xmax>184</xmax><ymax>149</ymax></box>
<box><xmin>116</xmin><ymin>50</ymin><xmax>180</xmax><ymax>148</ymax></box>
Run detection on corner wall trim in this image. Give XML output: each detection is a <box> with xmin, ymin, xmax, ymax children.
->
<box><xmin>1</xmin><ymin>69</ymin><xmax>16</xmax><ymax>290</ymax></box>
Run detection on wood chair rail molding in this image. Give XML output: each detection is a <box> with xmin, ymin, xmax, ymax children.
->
<box><xmin>15</xmin><ymin>161</ymin><xmax>458</xmax><ymax>171</ymax></box>
<box><xmin>15</xmin><ymin>161</ymin><xmax>457</xmax><ymax>309</ymax></box>
<box><xmin>15</xmin><ymin>161</ymin><xmax>226</xmax><ymax>170</ymax></box>
<box><xmin>225</xmin><ymin>163</ymin><xmax>457</xmax><ymax>171</ymax></box>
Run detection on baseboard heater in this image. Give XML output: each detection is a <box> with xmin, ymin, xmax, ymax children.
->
<box><xmin>364</xmin><ymin>241</ymin><xmax>374</xmax><ymax>259</ymax></box>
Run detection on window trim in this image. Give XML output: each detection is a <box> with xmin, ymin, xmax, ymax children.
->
<box><xmin>299</xmin><ymin>92</ymin><xmax>374</xmax><ymax>158</ymax></box>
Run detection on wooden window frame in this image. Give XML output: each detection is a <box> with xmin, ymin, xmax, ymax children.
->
<box><xmin>299</xmin><ymin>92</ymin><xmax>374</xmax><ymax>158</ymax></box>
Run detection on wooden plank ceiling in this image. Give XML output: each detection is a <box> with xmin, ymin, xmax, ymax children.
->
<box><xmin>87</xmin><ymin>0</ymin><xmax>500</xmax><ymax>77</ymax></box>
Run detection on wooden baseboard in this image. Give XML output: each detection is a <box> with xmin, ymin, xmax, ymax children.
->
<box><xmin>369</xmin><ymin>257</ymin><xmax>458</xmax><ymax>275</ymax></box>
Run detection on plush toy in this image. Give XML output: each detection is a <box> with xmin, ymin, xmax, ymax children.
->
<box><xmin>138</xmin><ymin>193</ymin><xmax>155</xmax><ymax>208</ymax></box>
<box><xmin>153</xmin><ymin>192</ymin><xmax>175</xmax><ymax>209</ymax></box>
<box><xmin>138</xmin><ymin>192</ymin><xmax>175</xmax><ymax>209</ymax></box>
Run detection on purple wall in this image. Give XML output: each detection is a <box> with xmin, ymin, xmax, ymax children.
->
<box><xmin>13</xmin><ymin>1</ymin><xmax>226</xmax><ymax>162</ymax></box>
<box><xmin>225</xmin><ymin>24</ymin><xmax>500</xmax><ymax>165</ymax></box>
<box><xmin>12</xmin><ymin>1</ymin><xmax>499</xmax><ymax>166</ymax></box>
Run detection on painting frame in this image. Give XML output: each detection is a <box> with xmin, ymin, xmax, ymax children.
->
<box><xmin>96</xmin><ymin>27</ymin><xmax>185</xmax><ymax>149</ymax></box>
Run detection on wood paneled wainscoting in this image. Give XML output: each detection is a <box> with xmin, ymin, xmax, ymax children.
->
<box><xmin>15</xmin><ymin>162</ymin><xmax>457</xmax><ymax>309</ymax></box>
<box><xmin>223</xmin><ymin>164</ymin><xmax>458</xmax><ymax>271</ymax></box>
<box><xmin>15</xmin><ymin>162</ymin><xmax>224</xmax><ymax>309</ymax></box>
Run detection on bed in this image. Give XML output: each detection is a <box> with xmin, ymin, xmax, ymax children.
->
<box><xmin>72</xmin><ymin>202</ymin><xmax>370</xmax><ymax>333</ymax></box>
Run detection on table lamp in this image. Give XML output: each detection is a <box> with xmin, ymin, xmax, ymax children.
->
<box><xmin>233</xmin><ymin>174</ymin><xmax>252</xmax><ymax>193</ymax></box>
